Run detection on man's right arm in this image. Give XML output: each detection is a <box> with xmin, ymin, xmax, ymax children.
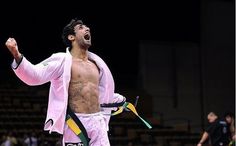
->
<box><xmin>5</xmin><ymin>37</ymin><xmax>23</xmax><ymax>64</ymax></box>
<box><xmin>197</xmin><ymin>131</ymin><xmax>209</xmax><ymax>146</ymax></box>
<box><xmin>5</xmin><ymin>37</ymin><xmax>62</xmax><ymax>85</ymax></box>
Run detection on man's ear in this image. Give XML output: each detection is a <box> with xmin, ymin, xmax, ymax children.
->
<box><xmin>68</xmin><ymin>35</ymin><xmax>75</xmax><ymax>41</ymax></box>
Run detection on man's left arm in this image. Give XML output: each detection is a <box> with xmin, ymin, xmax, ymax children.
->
<box><xmin>112</xmin><ymin>93</ymin><xmax>126</xmax><ymax>103</ymax></box>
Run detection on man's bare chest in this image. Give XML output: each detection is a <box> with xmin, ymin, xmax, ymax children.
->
<box><xmin>70</xmin><ymin>60</ymin><xmax>100</xmax><ymax>82</ymax></box>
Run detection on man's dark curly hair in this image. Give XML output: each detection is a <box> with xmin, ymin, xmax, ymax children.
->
<box><xmin>62</xmin><ymin>18</ymin><xmax>83</xmax><ymax>48</ymax></box>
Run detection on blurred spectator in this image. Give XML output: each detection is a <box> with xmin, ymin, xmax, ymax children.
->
<box><xmin>24</xmin><ymin>132</ymin><xmax>38</xmax><ymax>146</ymax></box>
<box><xmin>1</xmin><ymin>132</ymin><xmax>17</xmax><ymax>146</ymax></box>
<box><xmin>224</xmin><ymin>112</ymin><xmax>235</xmax><ymax>146</ymax></box>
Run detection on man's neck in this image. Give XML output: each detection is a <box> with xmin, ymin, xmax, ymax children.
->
<box><xmin>70</xmin><ymin>47</ymin><xmax>89</xmax><ymax>61</ymax></box>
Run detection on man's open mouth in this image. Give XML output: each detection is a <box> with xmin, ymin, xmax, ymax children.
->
<box><xmin>84</xmin><ymin>34</ymin><xmax>90</xmax><ymax>40</ymax></box>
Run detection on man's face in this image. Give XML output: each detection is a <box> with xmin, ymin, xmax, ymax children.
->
<box><xmin>74</xmin><ymin>24</ymin><xmax>91</xmax><ymax>47</ymax></box>
<box><xmin>207</xmin><ymin>113</ymin><xmax>217</xmax><ymax>123</ymax></box>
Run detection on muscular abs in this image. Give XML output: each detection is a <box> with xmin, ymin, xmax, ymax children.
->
<box><xmin>68</xmin><ymin>58</ymin><xmax>100</xmax><ymax>113</ymax></box>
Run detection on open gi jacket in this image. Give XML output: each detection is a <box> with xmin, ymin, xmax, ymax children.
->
<box><xmin>12</xmin><ymin>48</ymin><xmax>125</xmax><ymax>134</ymax></box>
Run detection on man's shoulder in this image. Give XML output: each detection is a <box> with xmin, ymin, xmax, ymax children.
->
<box><xmin>52</xmin><ymin>52</ymin><xmax>66</xmax><ymax>57</ymax></box>
<box><xmin>40</xmin><ymin>52</ymin><xmax>67</xmax><ymax>65</ymax></box>
<box><xmin>88</xmin><ymin>51</ymin><xmax>104</xmax><ymax>62</ymax></box>
<box><xmin>49</xmin><ymin>52</ymin><xmax>67</xmax><ymax>60</ymax></box>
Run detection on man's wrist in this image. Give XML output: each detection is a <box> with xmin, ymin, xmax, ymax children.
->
<box><xmin>14</xmin><ymin>53</ymin><xmax>23</xmax><ymax>64</ymax></box>
<box><xmin>12</xmin><ymin>54</ymin><xmax>23</xmax><ymax>70</ymax></box>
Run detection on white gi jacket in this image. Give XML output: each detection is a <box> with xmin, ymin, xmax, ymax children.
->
<box><xmin>12</xmin><ymin>48</ymin><xmax>125</xmax><ymax>134</ymax></box>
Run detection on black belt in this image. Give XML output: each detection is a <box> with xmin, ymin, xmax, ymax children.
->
<box><xmin>66</xmin><ymin>106</ymin><xmax>90</xmax><ymax>146</ymax></box>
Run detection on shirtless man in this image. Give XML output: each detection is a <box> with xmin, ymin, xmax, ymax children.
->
<box><xmin>5</xmin><ymin>18</ymin><xmax>126</xmax><ymax>146</ymax></box>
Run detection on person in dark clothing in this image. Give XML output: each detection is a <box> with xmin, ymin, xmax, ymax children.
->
<box><xmin>197</xmin><ymin>112</ymin><xmax>231</xmax><ymax>146</ymax></box>
<box><xmin>224</xmin><ymin>112</ymin><xmax>235</xmax><ymax>146</ymax></box>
